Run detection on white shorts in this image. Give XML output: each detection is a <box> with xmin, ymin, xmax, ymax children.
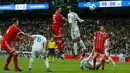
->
<box><xmin>31</xmin><ymin>47</ymin><xmax>44</xmax><ymax>58</ymax></box>
<box><xmin>71</xmin><ymin>29</ymin><xmax>80</xmax><ymax>40</ymax></box>
<box><xmin>105</xmin><ymin>49</ymin><xmax>109</xmax><ymax>56</ymax></box>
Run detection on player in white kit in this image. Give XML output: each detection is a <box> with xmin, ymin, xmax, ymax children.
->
<box><xmin>28</xmin><ymin>32</ymin><xmax>52</xmax><ymax>72</ymax></box>
<box><xmin>80</xmin><ymin>50</ymin><xmax>102</xmax><ymax>70</ymax></box>
<box><xmin>0</xmin><ymin>30</ymin><xmax>2</xmax><ymax>51</ymax></box>
<box><xmin>68</xmin><ymin>7</ymin><xmax>86</xmax><ymax>58</ymax></box>
<box><xmin>104</xmin><ymin>40</ymin><xmax>116</xmax><ymax>68</ymax></box>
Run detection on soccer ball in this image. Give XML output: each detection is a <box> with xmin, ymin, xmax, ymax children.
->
<box><xmin>89</xmin><ymin>4</ymin><xmax>96</xmax><ymax>11</ymax></box>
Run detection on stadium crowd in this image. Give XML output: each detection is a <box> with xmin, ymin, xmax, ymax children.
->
<box><xmin>0</xmin><ymin>17</ymin><xmax>129</xmax><ymax>56</ymax></box>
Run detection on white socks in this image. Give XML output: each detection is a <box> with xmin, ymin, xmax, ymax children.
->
<box><xmin>74</xmin><ymin>43</ymin><xmax>78</xmax><ymax>55</ymax></box>
<box><xmin>29</xmin><ymin>57</ymin><xmax>50</xmax><ymax>69</ymax></box>
<box><xmin>44</xmin><ymin>57</ymin><xmax>49</xmax><ymax>68</ymax></box>
<box><xmin>29</xmin><ymin>57</ymin><xmax>34</xmax><ymax>68</ymax></box>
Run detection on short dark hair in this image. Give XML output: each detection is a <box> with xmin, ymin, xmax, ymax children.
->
<box><xmin>39</xmin><ymin>31</ymin><xmax>44</xmax><ymax>35</ymax></box>
<box><xmin>56</xmin><ymin>6</ymin><xmax>62</xmax><ymax>10</ymax></box>
<box><xmin>12</xmin><ymin>18</ymin><xmax>18</xmax><ymax>24</ymax></box>
<box><xmin>68</xmin><ymin>7</ymin><xmax>74</xmax><ymax>12</ymax></box>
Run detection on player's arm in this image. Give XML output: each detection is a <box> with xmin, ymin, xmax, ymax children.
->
<box><xmin>106</xmin><ymin>39</ymin><xmax>110</xmax><ymax>51</ymax></box>
<box><xmin>93</xmin><ymin>32</ymin><xmax>96</xmax><ymax>49</ymax></box>
<box><xmin>75</xmin><ymin>13</ymin><xmax>84</xmax><ymax>23</ymax></box>
<box><xmin>24</xmin><ymin>33</ymin><xmax>36</xmax><ymax>39</ymax></box>
<box><xmin>62</xmin><ymin>17</ymin><xmax>68</xmax><ymax>22</ymax></box>
<box><xmin>18</xmin><ymin>32</ymin><xmax>28</xmax><ymax>40</ymax></box>
<box><xmin>63</xmin><ymin>14</ymin><xmax>71</xmax><ymax>26</ymax></box>
<box><xmin>106</xmin><ymin>34</ymin><xmax>110</xmax><ymax>51</ymax></box>
<box><xmin>60</xmin><ymin>14</ymin><xmax>68</xmax><ymax>22</ymax></box>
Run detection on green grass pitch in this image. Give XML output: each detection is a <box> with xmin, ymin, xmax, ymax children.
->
<box><xmin>0</xmin><ymin>56</ymin><xmax>130</xmax><ymax>73</ymax></box>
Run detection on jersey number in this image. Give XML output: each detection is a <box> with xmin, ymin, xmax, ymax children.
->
<box><xmin>37</xmin><ymin>37</ymin><xmax>42</xmax><ymax>42</ymax></box>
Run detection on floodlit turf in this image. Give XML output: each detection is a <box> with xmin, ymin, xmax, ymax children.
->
<box><xmin>0</xmin><ymin>56</ymin><xmax>130</xmax><ymax>73</ymax></box>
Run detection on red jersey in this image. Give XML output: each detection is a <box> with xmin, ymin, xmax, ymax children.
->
<box><xmin>52</xmin><ymin>12</ymin><xmax>63</xmax><ymax>28</ymax></box>
<box><xmin>2</xmin><ymin>25</ymin><xmax>21</xmax><ymax>43</ymax></box>
<box><xmin>94</xmin><ymin>31</ymin><xmax>109</xmax><ymax>49</ymax></box>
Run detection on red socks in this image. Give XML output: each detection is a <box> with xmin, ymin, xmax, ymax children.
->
<box><xmin>57</xmin><ymin>42</ymin><xmax>62</xmax><ymax>54</ymax></box>
<box><xmin>5</xmin><ymin>54</ymin><xmax>13</xmax><ymax>68</ymax></box>
<box><xmin>101</xmin><ymin>59</ymin><xmax>105</xmax><ymax>69</ymax></box>
<box><xmin>93</xmin><ymin>58</ymin><xmax>96</xmax><ymax>69</ymax></box>
<box><xmin>5</xmin><ymin>53</ymin><xmax>19</xmax><ymax>70</ymax></box>
<box><xmin>13</xmin><ymin>54</ymin><xmax>18</xmax><ymax>69</ymax></box>
<box><xmin>56</xmin><ymin>37</ymin><xmax>62</xmax><ymax>54</ymax></box>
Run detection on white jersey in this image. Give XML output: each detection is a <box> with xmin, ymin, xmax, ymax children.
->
<box><xmin>32</xmin><ymin>34</ymin><xmax>47</xmax><ymax>49</ymax></box>
<box><xmin>68</xmin><ymin>12</ymin><xmax>84</xmax><ymax>31</ymax></box>
<box><xmin>0</xmin><ymin>35</ymin><xmax>2</xmax><ymax>41</ymax></box>
<box><xmin>104</xmin><ymin>40</ymin><xmax>109</xmax><ymax>56</ymax></box>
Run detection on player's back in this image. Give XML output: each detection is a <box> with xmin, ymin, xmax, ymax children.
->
<box><xmin>68</xmin><ymin>12</ymin><xmax>79</xmax><ymax>30</ymax></box>
<box><xmin>32</xmin><ymin>34</ymin><xmax>46</xmax><ymax>49</ymax></box>
<box><xmin>2</xmin><ymin>25</ymin><xmax>20</xmax><ymax>42</ymax></box>
<box><xmin>52</xmin><ymin>12</ymin><xmax>63</xmax><ymax>28</ymax></box>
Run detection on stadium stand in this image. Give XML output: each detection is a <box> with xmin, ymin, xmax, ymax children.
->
<box><xmin>0</xmin><ymin>17</ymin><xmax>129</xmax><ymax>56</ymax></box>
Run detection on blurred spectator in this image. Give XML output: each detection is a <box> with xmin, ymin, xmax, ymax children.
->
<box><xmin>0</xmin><ymin>17</ymin><xmax>129</xmax><ymax>56</ymax></box>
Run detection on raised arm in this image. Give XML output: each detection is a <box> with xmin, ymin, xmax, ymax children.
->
<box><xmin>24</xmin><ymin>33</ymin><xmax>36</xmax><ymax>39</ymax></box>
<box><xmin>62</xmin><ymin>17</ymin><xmax>68</xmax><ymax>22</ymax></box>
<box><xmin>75</xmin><ymin>13</ymin><xmax>84</xmax><ymax>23</ymax></box>
<box><xmin>105</xmin><ymin>34</ymin><xmax>110</xmax><ymax>51</ymax></box>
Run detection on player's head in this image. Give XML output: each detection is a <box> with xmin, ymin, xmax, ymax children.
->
<box><xmin>68</xmin><ymin>7</ymin><xmax>74</xmax><ymax>13</ymax></box>
<box><xmin>56</xmin><ymin>6</ymin><xmax>62</xmax><ymax>13</ymax></box>
<box><xmin>50</xmin><ymin>37</ymin><xmax>54</xmax><ymax>41</ymax></box>
<box><xmin>99</xmin><ymin>25</ymin><xmax>105</xmax><ymax>32</ymax></box>
<box><xmin>12</xmin><ymin>18</ymin><xmax>19</xmax><ymax>26</ymax></box>
<box><xmin>39</xmin><ymin>31</ymin><xmax>44</xmax><ymax>35</ymax></box>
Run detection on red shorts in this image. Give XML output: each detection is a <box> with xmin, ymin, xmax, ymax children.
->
<box><xmin>94</xmin><ymin>48</ymin><xmax>104</xmax><ymax>54</ymax></box>
<box><xmin>1</xmin><ymin>41</ymin><xmax>16</xmax><ymax>54</ymax></box>
<box><xmin>52</xmin><ymin>27</ymin><xmax>62</xmax><ymax>37</ymax></box>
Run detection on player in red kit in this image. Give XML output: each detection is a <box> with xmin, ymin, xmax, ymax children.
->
<box><xmin>52</xmin><ymin>7</ymin><xmax>67</xmax><ymax>59</ymax></box>
<box><xmin>92</xmin><ymin>25</ymin><xmax>110</xmax><ymax>70</ymax></box>
<box><xmin>1</xmin><ymin>18</ymin><xmax>27</xmax><ymax>71</ymax></box>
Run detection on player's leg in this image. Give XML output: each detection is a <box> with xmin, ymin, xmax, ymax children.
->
<box><xmin>40</xmin><ymin>49</ymin><xmax>52</xmax><ymax>72</ymax></box>
<box><xmin>28</xmin><ymin>48</ymin><xmax>36</xmax><ymax>70</ymax></box>
<box><xmin>107</xmin><ymin>56</ymin><xmax>116</xmax><ymax>67</ymax></box>
<box><xmin>93</xmin><ymin>48</ymin><xmax>98</xmax><ymax>69</ymax></box>
<box><xmin>0</xmin><ymin>43</ymin><xmax>1</xmax><ymax>51</ymax></box>
<box><xmin>48</xmin><ymin>49</ymin><xmax>51</xmax><ymax>62</ymax></box>
<box><xmin>100</xmin><ymin>48</ymin><xmax>106</xmax><ymax>70</ymax></box>
<box><xmin>1</xmin><ymin>42</ymin><xmax>13</xmax><ymax>70</ymax></box>
<box><xmin>56</xmin><ymin>37</ymin><xmax>64</xmax><ymax>59</ymax></box>
<box><xmin>52</xmin><ymin>28</ymin><xmax>63</xmax><ymax>57</ymax></box>
<box><xmin>100</xmin><ymin>54</ymin><xmax>105</xmax><ymax>70</ymax></box>
<box><xmin>4</xmin><ymin>54</ymin><xmax>13</xmax><ymax>70</ymax></box>
<box><xmin>105</xmin><ymin>49</ymin><xmax>116</xmax><ymax>67</ymax></box>
<box><xmin>71</xmin><ymin>31</ymin><xmax>79</xmax><ymax>56</ymax></box>
<box><xmin>12</xmin><ymin>51</ymin><xmax>22</xmax><ymax>71</ymax></box>
<box><xmin>74</xmin><ymin>30</ymin><xmax>86</xmax><ymax>59</ymax></box>
<box><xmin>52</xmin><ymin>49</ymin><xmax>55</xmax><ymax>62</ymax></box>
<box><xmin>2</xmin><ymin>42</ymin><xmax>22</xmax><ymax>71</ymax></box>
